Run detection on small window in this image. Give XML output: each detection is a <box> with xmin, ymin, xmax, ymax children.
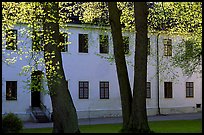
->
<box><xmin>123</xmin><ymin>36</ymin><xmax>129</xmax><ymax>54</ymax></box>
<box><xmin>196</xmin><ymin>104</ymin><xmax>201</xmax><ymax>108</ymax></box>
<box><xmin>79</xmin><ymin>34</ymin><xmax>88</xmax><ymax>53</ymax></box>
<box><xmin>79</xmin><ymin>81</ymin><xmax>89</xmax><ymax>99</ymax></box>
<box><xmin>6</xmin><ymin>29</ymin><xmax>17</xmax><ymax>50</ymax></box>
<box><xmin>164</xmin><ymin>82</ymin><xmax>172</xmax><ymax>98</ymax></box>
<box><xmin>147</xmin><ymin>38</ymin><xmax>150</xmax><ymax>55</ymax></box>
<box><xmin>185</xmin><ymin>40</ymin><xmax>194</xmax><ymax>55</ymax></box>
<box><xmin>99</xmin><ymin>35</ymin><xmax>109</xmax><ymax>54</ymax></box>
<box><xmin>60</xmin><ymin>33</ymin><xmax>68</xmax><ymax>52</ymax></box>
<box><xmin>6</xmin><ymin>81</ymin><xmax>17</xmax><ymax>100</ymax></box>
<box><xmin>32</xmin><ymin>30</ymin><xmax>43</xmax><ymax>51</ymax></box>
<box><xmin>163</xmin><ymin>39</ymin><xmax>172</xmax><ymax>56</ymax></box>
<box><xmin>186</xmin><ymin>82</ymin><xmax>194</xmax><ymax>98</ymax></box>
<box><xmin>146</xmin><ymin>82</ymin><xmax>151</xmax><ymax>98</ymax></box>
<box><xmin>100</xmin><ymin>81</ymin><xmax>109</xmax><ymax>99</ymax></box>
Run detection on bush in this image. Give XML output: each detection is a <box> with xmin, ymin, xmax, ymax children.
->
<box><xmin>2</xmin><ymin>113</ymin><xmax>23</xmax><ymax>133</ymax></box>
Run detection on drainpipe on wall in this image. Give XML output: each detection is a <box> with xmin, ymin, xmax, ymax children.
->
<box><xmin>156</xmin><ymin>33</ymin><xmax>161</xmax><ymax>115</ymax></box>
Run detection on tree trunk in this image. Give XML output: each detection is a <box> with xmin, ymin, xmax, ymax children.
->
<box><xmin>127</xmin><ymin>2</ymin><xmax>151</xmax><ymax>133</ymax></box>
<box><xmin>43</xmin><ymin>2</ymin><xmax>80</xmax><ymax>133</ymax></box>
<box><xmin>107</xmin><ymin>2</ymin><xmax>132</xmax><ymax>130</ymax></box>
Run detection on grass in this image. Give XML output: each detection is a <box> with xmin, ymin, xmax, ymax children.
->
<box><xmin>148</xmin><ymin>119</ymin><xmax>202</xmax><ymax>133</ymax></box>
<box><xmin>21</xmin><ymin>119</ymin><xmax>202</xmax><ymax>133</ymax></box>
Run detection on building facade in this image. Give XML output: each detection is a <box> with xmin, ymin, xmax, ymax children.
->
<box><xmin>2</xmin><ymin>23</ymin><xmax>202</xmax><ymax>121</ymax></box>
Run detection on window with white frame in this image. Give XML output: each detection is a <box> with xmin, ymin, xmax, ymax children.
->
<box><xmin>6</xmin><ymin>29</ymin><xmax>17</xmax><ymax>50</ymax></box>
<box><xmin>32</xmin><ymin>30</ymin><xmax>43</xmax><ymax>51</ymax></box>
<box><xmin>163</xmin><ymin>39</ymin><xmax>172</xmax><ymax>56</ymax></box>
<box><xmin>60</xmin><ymin>33</ymin><xmax>68</xmax><ymax>52</ymax></box>
<box><xmin>186</xmin><ymin>82</ymin><xmax>194</xmax><ymax>98</ymax></box>
<box><xmin>100</xmin><ymin>81</ymin><xmax>109</xmax><ymax>99</ymax></box>
<box><xmin>164</xmin><ymin>82</ymin><xmax>172</xmax><ymax>98</ymax></box>
<box><xmin>123</xmin><ymin>36</ymin><xmax>129</xmax><ymax>54</ymax></box>
<box><xmin>79</xmin><ymin>81</ymin><xmax>89</xmax><ymax>99</ymax></box>
<box><xmin>146</xmin><ymin>82</ymin><xmax>151</xmax><ymax>98</ymax></box>
<box><xmin>79</xmin><ymin>34</ymin><xmax>88</xmax><ymax>53</ymax></box>
<box><xmin>100</xmin><ymin>35</ymin><xmax>109</xmax><ymax>54</ymax></box>
<box><xmin>6</xmin><ymin>81</ymin><xmax>17</xmax><ymax>100</ymax></box>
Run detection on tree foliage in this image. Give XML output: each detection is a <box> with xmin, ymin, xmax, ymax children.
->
<box><xmin>73</xmin><ymin>2</ymin><xmax>202</xmax><ymax>76</ymax></box>
<box><xmin>2</xmin><ymin>1</ymin><xmax>202</xmax><ymax>133</ymax></box>
<box><xmin>3</xmin><ymin>2</ymin><xmax>201</xmax><ymax>76</ymax></box>
<box><xmin>2</xmin><ymin>2</ymin><xmax>80</xmax><ymax>133</ymax></box>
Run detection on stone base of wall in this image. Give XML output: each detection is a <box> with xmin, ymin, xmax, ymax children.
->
<box><xmin>160</xmin><ymin>106</ymin><xmax>202</xmax><ymax>115</ymax></box>
<box><xmin>2</xmin><ymin>106</ymin><xmax>202</xmax><ymax>122</ymax></box>
<box><xmin>147</xmin><ymin>108</ymin><xmax>158</xmax><ymax>116</ymax></box>
<box><xmin>77</xmin><ymin>109</ymin><xmax>122</xmax><ymax>119</ymax></box>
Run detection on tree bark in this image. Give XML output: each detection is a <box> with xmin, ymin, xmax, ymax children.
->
<box><xmin>107</xmin><ymin>2</ymin><xmax>132</xmax><ymax>130</ymax></box>
<box><xmin>43</xmin><ymin>2</ymin><xmax>80</xmax><ymax>133</ymax></box>
<box><xmin>128</xmin><ymin>2</ymin><xmax>151</xmax><ymax>133</ymax></box>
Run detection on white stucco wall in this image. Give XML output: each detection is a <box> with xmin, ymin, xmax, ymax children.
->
<box><xmin>157</xmin><ymin>34</ymin><xmax>202</xmax><ymax>114</ymax></box>
<box><xmin>2</xmin><ymin>24</ymin><xmax>202</xmax><ymax>121</ymax></box>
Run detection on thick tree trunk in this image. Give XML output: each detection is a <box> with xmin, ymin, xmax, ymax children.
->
<box><xmin>107</xmin><ymin>2</ymin><xmax>132</xmax><ymax>130</ymax></box>
<box><xmin>43</xmin><ymin>2</ymin><xmax>80</xmax><ymax>133</ymax></box>
<box><xmin>127</xmin><ymin>2</ymin><xmax>151</xmax><ymax>133</ymax></box>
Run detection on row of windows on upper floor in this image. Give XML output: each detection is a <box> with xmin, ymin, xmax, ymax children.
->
<box><xmin>5</xmin><ymin>80</ymin><xmax>195</xmax><ymax>101</ymax></box>
<box><xmin>5</xmin><ymin>29</ymin><xmax>175</xmax><ymax>56</ymax></box>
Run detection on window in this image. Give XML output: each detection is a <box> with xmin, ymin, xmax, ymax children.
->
<box><xmin>196</xmin><ymin>104</ymin><xmax>201</xmax><ymax>108</ymax></box>
<box><xmin>60</xmin><ymin>33</ymin><xmax>68</xmax><ymax>52</ymax></box>
<box><xmin>164</xmin><ymin>82</ymin><xmax>172</xmax><ymax>98</ymax></box>
<box><xmin>163</xmin><ymin>39</ymin><xmax>172</xmax><ymax>56</ymax></box>
<box><xmin>31</xmin><ymin>70</ymin><xmax>43</xmax><ymax>92</ymax></box>
<box><xmin>100</xmin><ymin>81</ymin><xmax>109</xmax><ymax>99</ymax></box>
<box><xmin>185</xmin><ymin>40</ymin><xmax>194</xmax><ymax>55</ymax></box>
<box><xmin>100</xmin><ymin>35</ymin><xmax>109</xmax><ymax>54</ymax></box>
<box><xmin>79</xmin><ymin>34</ymin><xmax>88</xmax><ymax>53</ymax></box>
<box><xmin>123</xmin><ymin>36</ymin><xmax>129</xmax><ymax>54</ymax></box>
<box><xmin>6</xmin><ymin>29</ymin><xmax>17</xmax><ymax>50</ymax></box>
<box><xmin>32</xmin><ymin>30</ymin><xmax>43</xmax><ymax>51</ymax></box>
<box><xmin>79</xmin><ymin>81</ymin><xmax>89</xmax><ymax>99</ymax></box>
<box><xmin>147</xmin><ymin>38</ymin><xmax>150</xmax><ymax>55</ymax></box>
<box><xmin>6</xmin><ymin>81</ymin><xmax>17</xmax><ymax>100</ymax></box>
<box><xmin>186</xmin><ymin>82</ymin><xmax>194</xmax><ymax>98</ymax></box>
<box><xmin>146</xmin><ymin>82</ymin><xmax>151</xmax><ymax>98</ymax></box>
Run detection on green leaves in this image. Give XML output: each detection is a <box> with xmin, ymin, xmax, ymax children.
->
<box><xmin>171</xmin><ymin>38</ymin><xmax>202</xmax><ymax>76</ymax></box>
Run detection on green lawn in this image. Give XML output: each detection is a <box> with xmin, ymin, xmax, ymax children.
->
<box><xmin>21</xmin><ymin>119</ymin><xmax>202</xmax><ymax>133</ymax></box>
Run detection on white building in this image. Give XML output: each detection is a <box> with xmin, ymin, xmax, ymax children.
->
<box><xmin>2</xmin><ymin>23</ymin><xmax>202</xmax><ymax>122</ymax></box>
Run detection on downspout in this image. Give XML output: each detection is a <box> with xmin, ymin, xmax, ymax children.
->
<box><xmin>156</xmin><ymin>33</ymin><xmax>161</xmax><ymax>115</ymax></box>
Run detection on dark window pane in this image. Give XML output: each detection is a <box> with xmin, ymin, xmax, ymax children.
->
<box><xmin>79</xmin><ymin>34</ymin><xmax>88</xmax><ymax>53</ymax></box>
<box><xmin>84</xmin><ymin>82</ymin><xmax>88</xmax><ymax>87</ymax></box>
<box><xmin>6</xmin><ymin>81</ymin><xmax>17</xmax><ymax>100</ymax></box>
<box><xmin>185</xmin><ymin>40</ymin><xmax>194</xmax><ymax>55</ymax></box>
<box><xmin>186</xmin><ymin>82</ymin><xmax>194</xmax><ymax>98</ymax></box>
<box><xmin>79</xmin><ymin>81</ymin><xmax>89</xmax><ymax>99</ymax></box>
<box><xmin>123</xmin><ymin>36</ymin><xmax>129</xmax><ymax>54</ymax></box>
<box><xmin>32</xmin><ymin>30</ymin><xmax>43</xmax><ymax>51</ymax></box>
<box><xmin>100</xmin><ymin>82</ymin><xmax>109</xmax><ymax>99</ymax></box>
<box><xmin>6</xmin><ymin>30</ymin><xmax>17</xmax><ymax>50</ymax></box>
<box><xmin>146</xmin><ymin>82</ymin><xmax>151</xmax><ymax>98</ymax></box>
<box><xmin>164</xmin><ymin>82</ymin><xmax>172</xmax><ymax>98</ymax></box>
<box><xmin>100</xmin><ymin>35</ymin><xmax>109</xmax><ymax>53</ymax></box>
<box><xmin>79</xmin><ymin>82</ymin><xmax>84</xmax><ymax>87</ymax></box>
<box><xmin>60</xmin><ymin>33</ymin><xmax>68</xmax><ymax>52</ymax></box>
<box><xmin>163</xmin><ymin>39</ymin><xmax>172</xmax><ymax>56</ymax></box>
